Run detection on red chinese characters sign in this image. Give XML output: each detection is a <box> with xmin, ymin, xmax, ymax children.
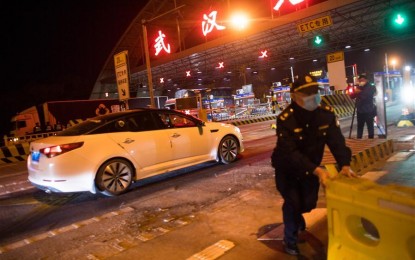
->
<box><xmin>273</xmin><ymin>0</ymin><xmax>304</xmax><ymax>11</ymax></box>
<box><xmin>154</xmin><ymin>30</ymin><xmax>171</xmax><ymax>56</ymax></box>
<box><xmin>202</xmin><ymin>11</ymin><xmax>226</xmax><ymax>36</ymax></box>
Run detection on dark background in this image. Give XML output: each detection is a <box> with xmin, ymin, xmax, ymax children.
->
<box><xmin>0</xmin><ymin>0</ymin><xmax>147</xmax><ymax>137</ymax></box>
<box><xmin>1</xmin><ymin>1</ymin><xmax>414</xmax><ymax>138</ymax></box>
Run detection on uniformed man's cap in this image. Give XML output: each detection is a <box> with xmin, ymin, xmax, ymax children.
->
<box><xmin>290</xmin><ymin>74</ymin><xmax>321</xmax><ymax>94</ymax></box>
<box><xmin>358</xmin><ymin>74</ymin><xmax>367</xmax><ymax>80</ymax></box>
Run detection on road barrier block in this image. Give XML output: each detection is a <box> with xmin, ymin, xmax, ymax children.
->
<box><xmin>0</xmin><ymin>143</ymin><xmax>30</xmax><ymax>164</ymax></box>
<box><xmin>322</xmin><ymin>94</ymin><xmax>355</xmax><ymax>118</ymax></box>
<box><xmin>230</xmin><ymin>115</ymin><xmax>277</xmax><ymax>126</ymax></box>
<box><xmin>325</xmin><ymin>176</ymin><xmax>415</xmax><ymax>260</ymax></box>
<box><xmin>347</xmin><ymin>140</ymin><xmax>394</xmax><ymax>174</ymax></box>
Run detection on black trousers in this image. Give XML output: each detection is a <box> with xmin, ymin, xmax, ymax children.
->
<box><xmin>357</xmin><ymin>112</ymin><xmax>374</xmax><ymax>139</ymax></box>
<box><xmin>275</xmin><ymin>171</ymin><xmax>320</xmax><ymax>244</ymax></box>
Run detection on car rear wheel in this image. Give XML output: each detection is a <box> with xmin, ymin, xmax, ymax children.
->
<box><xmin>95</xmin><ymin>159</ymin><xmax>133</xmax><ymax>196</ymax></box>
<box><xmin>218</xmin><ymin>135</ymin><xmax>239</xmax><ymax>164</ymax></box>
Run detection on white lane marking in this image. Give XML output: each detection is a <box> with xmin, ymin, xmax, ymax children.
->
<box><xmin>0</xmin><ymin>207</ymin><xmax>134</xmax><ymax>254</ymax></box>
<box><xmin>187</xmin><ymin>240</ymin><xmax>235</xmax><ymax>260</ymax></box>
<box><xmin>0</xmin><ymin>180</ymin><xmax>35</xmax><ymax>196</ymax></box>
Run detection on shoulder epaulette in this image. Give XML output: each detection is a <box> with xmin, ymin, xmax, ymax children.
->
<box><xmin>278</xmin><ymin>107</ymin><xmax>294</xmax><ymax>121</ymax></box>
<box><xmin>320</xmin><ymin>104</ymin><xmax>334</xmax><ymax>113</ymax></box>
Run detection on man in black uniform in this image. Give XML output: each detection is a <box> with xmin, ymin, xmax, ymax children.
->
<box><xmin>271</xmin><ymin>74</ymin><xmax>356</xmax><ymax>255</ymax></box>
<box><xmin>354</xmin><ymin>74</ymin><xmax>376</xmax><ymax>139</ymax></box>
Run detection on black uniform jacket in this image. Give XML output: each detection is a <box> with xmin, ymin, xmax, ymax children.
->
<box><xmin>271</xmin><ymin>102</ymin><xmax>351</xmax><ymax>179</ymax></box>
<box><xmin>355</xmin><ymin>83</ymin><xmax>376</xmax><ymax>114</ymax></box>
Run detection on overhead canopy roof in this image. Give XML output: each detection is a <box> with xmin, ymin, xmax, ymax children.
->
<box><xmin>90</xmin><ymin>0</ymin><xmax>415</xmax><ymax>99</ymax></box>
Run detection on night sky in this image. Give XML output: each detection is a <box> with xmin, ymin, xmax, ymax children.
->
<box><xmin>1</xmin><ymin>0</ymin><xmax>147</xmax><ymax>137</ymax></box>
<box><xmin>1</xmin><ymin>1</ymin><xmax>414</xmax><ymax>138</ymax></box>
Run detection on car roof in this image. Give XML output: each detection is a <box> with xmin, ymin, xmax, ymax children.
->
<box><xmin>92</xmin><ymin>108</ymin><xmax>197</xmax><ymax>121</ymax></box>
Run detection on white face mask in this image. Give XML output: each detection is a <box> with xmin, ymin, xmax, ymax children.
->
<box><xmin>295</xmin><ymin>93</ymin><xmax>321</xmax><ymax>111</ymax></box>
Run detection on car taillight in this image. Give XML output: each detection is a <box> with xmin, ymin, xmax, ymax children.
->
<box><xmin>40</xmin><ymin>142</ymin><xmax>84</xmax><ymax>158</ymax></box>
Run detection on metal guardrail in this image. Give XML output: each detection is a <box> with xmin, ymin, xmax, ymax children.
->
<box><xmin>3</xmin><ymin>132</ymin><xmax>59</xmax><ymax>146</ymax></box>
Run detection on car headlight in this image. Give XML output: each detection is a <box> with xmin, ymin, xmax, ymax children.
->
<box><xmin>401</xmin><ymin>86</ymin><xmax>415</xmax><ymax>104</ymax></box>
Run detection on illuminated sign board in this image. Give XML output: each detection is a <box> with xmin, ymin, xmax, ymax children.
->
<box><xmin>113</xmin><ymin>51</ymin><xmax>130</xmax><ymax>101</ymax></box>
<box><xmin>326</xmin><ymin>51</ymin><xmax>344</xmax><ymax>63</ymax></box>
<box><xmin>297</xmin><ymin>15</ymin><xmax>333</xmax><ymax>33</ymax></box>
<box><xmin>310</xmin><ymin>70</ymin><xmax>323</xmax><ymax>77</ymax></box>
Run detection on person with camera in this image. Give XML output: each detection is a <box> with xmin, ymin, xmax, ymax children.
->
<box><xmin>354</xmin><ymin>74</ymin><xmax>377</xmax><ymax>139</ymax></box>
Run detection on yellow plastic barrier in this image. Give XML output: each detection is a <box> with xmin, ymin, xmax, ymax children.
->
<box><xmin>326</xmin><ymin>176</ymin><xmax>415</xmax><ymax>260</ymax></box>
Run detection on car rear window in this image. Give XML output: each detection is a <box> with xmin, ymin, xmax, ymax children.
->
<box><xmin>57</xmin><ymin>119</ymin><xmax>107</xmax><ymax>136</ymax></box>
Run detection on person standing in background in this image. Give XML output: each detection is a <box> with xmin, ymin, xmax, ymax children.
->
<box><xmin>354</xmin><ymin>74</ymin><xmax>377</xmax><ymax>139</ymax></box>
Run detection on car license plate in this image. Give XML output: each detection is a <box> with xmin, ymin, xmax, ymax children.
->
<box><xmin>32</xmin><ymin>151</ymin><xmax>40</xmax><ymax>162</ymax></box>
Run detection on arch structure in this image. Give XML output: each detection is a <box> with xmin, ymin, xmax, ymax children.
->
<box><xmin>90</xmin><ymin>0</ymin><xmax>415</xmax><ymax>99</ymax></box>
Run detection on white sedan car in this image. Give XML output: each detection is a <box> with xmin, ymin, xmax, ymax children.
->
<box><xmin>28</xmin><ymin>109</ymin><xmax>244</xmax><ymax>196</ymax></box>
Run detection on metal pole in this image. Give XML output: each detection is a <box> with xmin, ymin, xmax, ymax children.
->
<box><xmin>384</xmin><ymin>53</ymin><xmax>390</xmax><ymax>138</ymax></box>
<box><xmin>141</xmin><ymin>5</ymin><xmax>186</xmax><ymax>109</ymax></box>
<box><xmin>142</xmin><ymin>21</ymin><xmax>155</xmax><ymax>108</ymax></box>
<box><xmin>349</xmin><ymin>100</ymin><xmax>356</xmax><ymax>139</ymax></box>
<box><xmin>290</xmin><ymin>66</ymin><xmax>294</xmax><ymax>82</ymax></box>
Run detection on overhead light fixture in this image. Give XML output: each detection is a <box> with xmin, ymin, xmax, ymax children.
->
<box><xmin>289</xmin><ymin>57</ymin><xmax>295</xmax><ymax>60</ymax></box>
<box><xmin>313</xmin><ymin>59</ymin><xmax>318</xmax><ymax>62</ymax></box>
<box><xmin>345</xmin><ymin>45</ymin><xmax>351</xmax><ymax>49</ymax></box>
<box><xmin>364</xmin><ymin>48</ymin><xmax>370</xmax><ymax>52</ymax></box>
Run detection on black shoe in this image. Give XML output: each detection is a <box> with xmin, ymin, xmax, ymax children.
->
<box><xmin>283</xmin><ymin>241</ymin><xmax>300</xmax><ymax>255</ymax></box>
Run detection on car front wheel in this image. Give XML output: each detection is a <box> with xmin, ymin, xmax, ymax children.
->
<box><xmin>218</xmin><ymin>135</ymin><xmax>239</xmax><ymax>164</ymax></box>
<box><xmin>95</xmin><ymin>159</ymin><xmax>133</xmax><ymax>196</ymax></box>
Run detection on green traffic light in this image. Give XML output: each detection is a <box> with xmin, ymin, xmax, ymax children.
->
<box><xmin>394</xmin><ymin>14</ymin><xmax>405</xmax><ymax>25</ymax></box>
<box><xmin>314</xmin><ymin>36</ymin><xmax>323</xmax><ymax>45</ymax></box>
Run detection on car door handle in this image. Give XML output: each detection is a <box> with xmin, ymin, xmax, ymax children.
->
<box><xmin>123</xmin><ymin>138</ymin><xmax>135</xmax><ymax>144</ymax></box>
<box><xmin>171</xmin><ymin>133</ymin><xmax>181</xmax><ymax>138</ymax></box>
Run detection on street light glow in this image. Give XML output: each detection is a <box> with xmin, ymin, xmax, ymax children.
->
<box><xmin>230</xmin><ymin>12</ymin><xmax>249</xmax><ymax>30</ymax></box>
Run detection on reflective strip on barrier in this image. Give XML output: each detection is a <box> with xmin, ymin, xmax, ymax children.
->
<box><xmin>0</xmin><ymin>143</ymin><xmax>30</xmax><ymax>165</ymax></box>
<box><xmin>230</xmin><ymin>115</ymin><xmax>277</xmax><ymax>126</ymax></box>
<box><xmin>350</xmin><ymin>140</ymin><xmax>393</xmax><ymax>173</ymax></box>
<box><xmin>325</xmin><ymin>177</ymin><xmax>415</xmax><ymax>260</ymax></box>
<box><xmin>322</xmin><ymin>94</ymin><xmax>355</xmax><ymax>118</ymax></box>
